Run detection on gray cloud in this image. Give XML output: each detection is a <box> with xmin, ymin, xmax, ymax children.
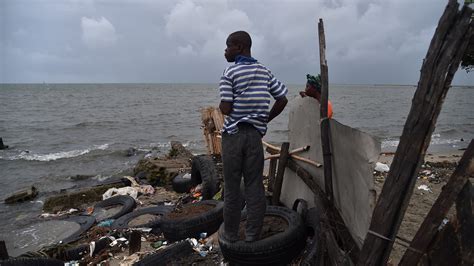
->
<box><xmin>1</xmin><ymin>0</ymin><xmax>472</xmax><ymax>85</ymax></box>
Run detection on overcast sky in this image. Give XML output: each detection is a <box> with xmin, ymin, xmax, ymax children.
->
<box><xmin>1</xmin><ymin>0</ymin><xmax>472</xmax><ymax>85</ymax></box>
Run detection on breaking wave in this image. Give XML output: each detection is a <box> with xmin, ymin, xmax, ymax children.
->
<box><xmin>2</xmin><ymin>144</ymin><xmax>110</xmax><ymax>162</ymax></box>
<box><xmin>381</xmin><ymin>134</ymin><xmax>462</xmax><ymax>149</ymax></box>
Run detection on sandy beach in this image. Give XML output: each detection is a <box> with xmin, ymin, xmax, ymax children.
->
<box><xmin>376</xmin><ymin>150</ymin><xmax>465</xmax><ymax>264</ymax></box>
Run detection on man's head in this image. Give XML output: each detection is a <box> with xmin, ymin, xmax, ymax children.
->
<box><xmin>305</xmin><ymin>74</ymin><xmax>322</xmax><ymax>100</ymax></box>
<box><xmin>225</xmin><ymin>31</ymin><xmax>252</xmax><ymax>62</ymax></box>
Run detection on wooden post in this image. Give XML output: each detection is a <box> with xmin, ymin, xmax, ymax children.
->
<box><xmin>399</xmin><ymin>140</ymin><xmax>474</xmax><ymax>265</ymax></box>
<box><xmin>268</xmin><ymin>158</ymin><xmax>278</xmax><ymax>192</ymax></box>
<box><xmin>358</xmin><ymin>2</ymin><xmax>473</xmax><ymax>265</ymax></box>
<box><xmin>0</xmin><ymin>240</ymin><xmax>8</xmax><ymax>260</ymax></box>
<box><xmin>129</xmin><ymin>230</ymin><xmax>141</xmax><ymax>255</ymax></box>
<box><xmin>272</xmin><ymin>142</ymin><xmax>290</xmax><ymax>205</ymax></box>
<box><xmin>456</xmin><ymin>180</ymin><xmax>474</xmax><ymax>264</ymax></box>
<box><xmin>318</xmin><ymin>18</ymin><xmax>334</xmax><ymax>204</ymax></box>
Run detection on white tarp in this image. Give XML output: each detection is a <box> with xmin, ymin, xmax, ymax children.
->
<box><xmin>279</xmin><ymin>97</ymin><xmax>380</xmax><ymax>247</ymax></box>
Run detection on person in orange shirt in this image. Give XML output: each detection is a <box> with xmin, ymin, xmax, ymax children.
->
<box><xmin>299</xmin><ymin>74</ymin><xmax>333</xmax><ymax>119</ymax></box>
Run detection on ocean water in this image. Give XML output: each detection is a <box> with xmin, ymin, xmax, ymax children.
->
<box><xmin>0</xmin><ymin>83</ymin><xmax>473</xmax><ymax>238</ymax></box>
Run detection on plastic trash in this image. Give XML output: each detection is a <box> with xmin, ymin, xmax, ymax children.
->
<box><xmin>151</xmin><ymin>241</ymin><xmax>163</xmax><ymax>249</ymax></box>
<box><xmin>417</xmin><ymin>185</ymin><xmax>432</xmax><ymax>193</ymax></box>
<box><xmin>102</xmin><ymin>187</ymin><xmax>138</xmax><ymax>200</ymax></box>
<box><xmin>200</xmin><ymin>232</ymin><xmax>207</xmax><ymax>239</ymax></box>
<box><xmin>182</xmin><ymin>173</ymin><xmax>191</xmax><ymax>179</ymax></box>
<box><xmin>97</xmin><ymin>219</ymin><xmax>115</xmax><ymax>227</ymax></box>
<box><xmin>374</xmin><ymin>162</ymin><xmax>390</xmax><ymax>172</ymax></box>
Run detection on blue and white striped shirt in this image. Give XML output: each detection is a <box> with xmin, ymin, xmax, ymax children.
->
<box><xmin>219</xmin><ymin>57</ymin><xmax>287</xmax><ymax>135</ymax></box>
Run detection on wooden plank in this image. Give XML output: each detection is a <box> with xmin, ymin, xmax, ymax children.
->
<box><xmin>358</xmin><ymin>2</ymin><xmax>473</xmax><ymax>265</ymax></box>
<box><xmin>318</xmin><ymin>19</ymin><xmax>334</xmax><ymax>204</ymax></box>
<box><xmin>399</xmin><ymin>140</ymin><xmax>474</xmax><ymax>265</ymax></box>
<box><xmin>272</xmin><ymin>142</ymin><xmax>290</xmax><ymax>205</ymax></box>
<box><xmin>268</xmin><ymin>158</ymin><xmax>278</xmax><ymax>192</ymax></box>
<box><xmin>456</xmin><ymin>180</ymin><xmax>474</xmax><ymax>264</ymax></box>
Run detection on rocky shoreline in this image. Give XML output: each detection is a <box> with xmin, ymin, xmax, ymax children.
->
<box><xmin>1</xmin><ymin>142</ymin><xmax>467</xmax><ymax>265</ymax></box>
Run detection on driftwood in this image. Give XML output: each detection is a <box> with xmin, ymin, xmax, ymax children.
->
<box><xmin>272</xmin><ymin>142</ymin><xmax>290</xmax><ymax>205</ymax></box>
<box><xmin>399</xmin><ymin>140</ymin><xmax>474</xmax><ymax>265</ymax></box>
<box><xmin>358</xmin><ymin>1</ymin><xmax>473</xmax><ymax>265</ymax></box>
<box><xmin>318</xmin><ymin>18</ymin><xmax>334</xmax><ymax>204</ymax></box>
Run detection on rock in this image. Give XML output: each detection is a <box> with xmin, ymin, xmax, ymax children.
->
<box><xmin>43</xmin><ymin>182</ymin><xmax>126</xmax><ymax>213</ymax></box>
<box><xmin>126</xmin><ymin>147</ymin><xmax>137</xmax><ymax>157</ymax></box>
<box><xmin>168</xmin><ymin>141</ymin><xmax>194</xmax><ymax>159</ymax></box>
<box><xmin>0</xmin><ymin>138</ymin><xmax>8</xmax><ymax>150</ymax></box>
<box><xmin>4</xmin><ymin>186</ymin><xmax>38</xmax><ymax>204</ymax></box>
<box><xmin>134</xmin><ymin>158</ymin><xmax>190</xmax><ymax>186</ymax></box>
<box><xmin>134</xmin><ymin>142</ymin><xmax>193</xmax><ymax>186</ymax></box>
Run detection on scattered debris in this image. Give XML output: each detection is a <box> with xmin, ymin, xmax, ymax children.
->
<box><xmin>417</xmin><ymin>185</ymin><xmax>432</xmax><ymax>193</ymax></box>
<box><xmin>375</xmin><ymin>162</ymin><xmax>390</xmax><ymax>173</ymax></box>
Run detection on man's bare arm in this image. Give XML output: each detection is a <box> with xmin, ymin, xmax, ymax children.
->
<box><xmin>219</xmin><ymin>101</ymin><xmax>233</xmax><ymax>115</ymax></box>
<box><xmin>268</xmin><ymin>96</ymin><xmax>288</xmax><ymax>122</ymax></box>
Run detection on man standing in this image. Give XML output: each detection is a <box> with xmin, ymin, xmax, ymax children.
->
<box><xmin>219</xmin><ymin>31</ymin><xmax>288</xmax><ymax>242</ymax></box>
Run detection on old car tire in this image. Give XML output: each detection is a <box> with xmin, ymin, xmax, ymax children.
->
<box><xmin>0</xmin><ymin>258</ymin><xmax>64</xmax><ymax>266</ymax></box>
<box><xmin>111</xmin><ymin>206</ymin><xmax>172</xmax><ymax>234</ymax></box>
<box><xmin>172</xmin><ymin>173</ymin><xmax>194</xmax><ymax>193</ymax></box>
<box><xmin>61</xmin><ymin>215</ymin><xmax>96</xmax><ymax>244</ymax></box>
<box><xmin>93</xmin><ymin>195</ymin><xmax>136</xmax><ymax>222</ymax></box>
<box><xmin>191</xmin><ymin>155</ymin><xmax>219</xmax><ymax>199</ymax></box>
<box><xmin>133</xmin><ymin>240</ymin><xmax>194</xmax><ymax>266</ymax></box>
<box><xmin>300</xmin><ymin>207</ymin><xmax>322</xmax><ymax>265</ymax></box>
<box><xmin>218</xmin><ymin>206</ymin><xmax>307</xmax><ymax>265</ymax></box>
<box><xmin>160</xmin><ymin>200</ymin><xmax>224</xmax><ymax>242</ymax></box>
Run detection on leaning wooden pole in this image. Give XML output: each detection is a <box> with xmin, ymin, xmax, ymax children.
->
<box><xmin>358</xmin><ymin>1</ymin><xmax>473</xmax><ymax>265</ymax></box>
<box><xmin>318</xmin><ymin>18</ymin><xmax>334</xmax><ymax>204</ymax></box>
<box><xmin>399</xmin><ymin>140</ymin><xmax>474</xmax><ymax>265</ymax></box>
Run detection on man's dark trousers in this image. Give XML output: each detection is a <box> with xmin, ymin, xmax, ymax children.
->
<box><xmin>222</xmin><ymin>123</ymin><xmax>266</xmax><ymax>242</ymax></box>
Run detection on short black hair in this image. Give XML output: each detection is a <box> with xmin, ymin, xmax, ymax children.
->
<box><xmin>228</xmin><ymin>31</ymin><xmax>252</xmax><ymax>50</ymax></box>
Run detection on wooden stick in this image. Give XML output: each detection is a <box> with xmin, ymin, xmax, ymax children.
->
<box><xmin>318</xmin><ymin>18</ymin><xmax>334</xmax><ymax>205</ymax></box>
<box><xmin>291</xmin><ymin>154</ymin><xmax>323</xmax><ymax>168</ymax></box>
<box><xmin>358</xmin><ymin>2</ymin><xmax>473</xmax><ymax>265</ymax></box>
<box><xmin>290</xmin><ymin>145</ymin><xmax>311</xmax><ymax>154</ymax></box>
<box><xmin>272</xmin><ymin>142</ymin><xmax>290</xmax><ymax>205</ymax></box>
<box><xmin>264</xmin><ymin>145</ymin><xmax>309</xmax><ymax>158</ymax></box>
<box><xmin>265</xmin><ymin>153</ymin><xmax>322</xmax><ymax>168</ymax></box>
<box><xmin>265</xmin><ymin>154</ymin><xmax>280</xmax><ymax>160</ymax></box>
<box><xmin>262</xmin><ymin>140</ymin><xmax>280</xmax><ymax>152</ymax></box>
